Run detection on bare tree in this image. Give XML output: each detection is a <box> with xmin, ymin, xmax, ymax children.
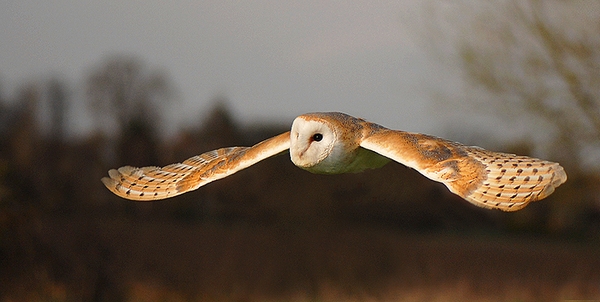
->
<box><xmin>410</xmin><ymin>0</ymin><xmax>600</xmax><ymax>233</ymax></box>
<box><xmin>87</xmin><ymin>55</ymin><xmax>175</xmax><ymax>166</ymax></box>
<box><xmin>87</xmin><ymin>55</ymin><xmax>173</xmax><ymax>137</ymax></box>
<box><xmin>47</xmin><ymin>77</ymin><xmax>68</xmax><ymax>143</ymax></box>
<box><xmin>421</xmin><ymin>0</ymin><xmax>600</xmax><ymax>173</ymax></box>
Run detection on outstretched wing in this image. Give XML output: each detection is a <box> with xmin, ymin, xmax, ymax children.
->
<box><xmin>360</xmin><ymin>129</ymin><xmax>567</xmax><ymax>211</ymax></box>
<box><xmin>101</xmin><ymin>132</ymin><xmax>291</xmax><ymax>201</ymax></box>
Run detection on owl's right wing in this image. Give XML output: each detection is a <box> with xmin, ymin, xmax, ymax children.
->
<box><xmin>360</xmin><ymin>128</ymin><xmax>566</xmax><ymax>211</ymax></box>
<box><xmin>101</xmin><ymin>131</ymin><xmax>291</xmax><ymax>201</ymax></box>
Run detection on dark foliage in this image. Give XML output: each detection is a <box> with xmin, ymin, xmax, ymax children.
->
<box><xmin>0</xmin><ymin>71</ymin><xmax>598</xmax><ymax>301</ymax></box>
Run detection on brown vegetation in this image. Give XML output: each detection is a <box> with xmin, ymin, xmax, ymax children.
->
<box><xmin>0</xmin><ymin>56</ymin><xmax>599</xmax><ymax>301</ymax></box>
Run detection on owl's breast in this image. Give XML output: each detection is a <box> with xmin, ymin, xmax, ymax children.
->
<box><xmin>299</xmin><ymin>146</ymin><xmax>390</xmax><ymax>174</ymax></box>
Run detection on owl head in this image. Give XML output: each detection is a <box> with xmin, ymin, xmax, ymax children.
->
<box><xmin>289</xmin><ymin>114</ymin><xmax>338</xmax><ymax>172</ymax></box>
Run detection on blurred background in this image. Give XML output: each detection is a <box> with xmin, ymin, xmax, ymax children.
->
<box><xmin>1</xmin><ymin>1</ymin><xmax>599</xmax><ymax>301</ymax></box>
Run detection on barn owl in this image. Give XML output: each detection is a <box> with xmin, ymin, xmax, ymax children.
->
<box><xmin>102</xmin><ymin>112</ymin><xmax>566</xmax><ymax>211</ymax></box>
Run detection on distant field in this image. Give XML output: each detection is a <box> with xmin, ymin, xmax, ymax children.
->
<box><xmin>6</xmin><ymin>217</ymin><xmax>598</xmax><ymax>301</ymax></box>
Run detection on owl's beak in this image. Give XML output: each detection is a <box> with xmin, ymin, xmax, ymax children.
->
<box><xmin>297</xmin><ymin>145</ymin><xmax>309</xmax><ymax>159</ymax></box>
<box><xmin>289</xmin><ymin>129</ymin><xmax>317</xmax><ymax>168</ymax></box>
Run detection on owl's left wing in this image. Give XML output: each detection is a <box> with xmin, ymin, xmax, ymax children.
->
<box><xmin>102</xmin><ymin>131</ymin><xmax>290</xmax><ymax>201</ymax></box>
<box><xmin>360</xmin><ymin>129</ymin><xmax>566</xmax><ymax>211</ymax></box>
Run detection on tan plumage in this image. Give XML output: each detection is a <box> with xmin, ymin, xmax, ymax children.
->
<box><xmin>102</xmin><ymin>112</ymin><xmax>567</xmax><ymax>211</ymax></box>
<box><xmin>361</xmin><ymin>130</ymin><xmax>565</xmax><ymax>211</ymax></box>
<box><xmin>102</xmin><ymin>132</ymin><xmax>289</xmax><ymax>201</ymax></box>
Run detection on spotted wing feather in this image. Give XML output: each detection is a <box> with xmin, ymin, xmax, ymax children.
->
<box><xmin>102</xmin><ymin>132</ymin><xmax>290</xmax><ymax>201</ymax></box>
<box><xmin>360</xmin><ymin>129</ymin><xmax>566</xmax><ymax>211</ymax></box>
<box><xmin>448</xmin><ymin>147</ymin><xmax>566</xmax><ymax>211</ymax></box>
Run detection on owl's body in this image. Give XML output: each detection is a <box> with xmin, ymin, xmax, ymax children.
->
<box><xmin>290</xmin><ymin>112</ymin><xmax>391</xmax><ymax>174</ymax></box>
<box><xmin>102</xmin><ymin>112</ymin><xmax>566</xmax><ymax>211</ymax></box>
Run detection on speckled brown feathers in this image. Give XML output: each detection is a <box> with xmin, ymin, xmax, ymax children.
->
<box><xmin>102</xmin><ymin>112</ymin><xmax>566</xmax><ymax>212</ymax></box>
<box><xmin>459</xmin><ymin>148</ymin><xmax>566</xmax><ymax>211</ymax></box>
<box><xmin>102</xmin><ymin>147</ymin><xmax>245</xmax><ymax>200</ymax></box>
<box><xmin>101</xmin><ymin>132</ymin><xmax>290</xmax><ymax>201</ymax></box>
<box><xmin>360</xmin><ymin>130</ymin><xmax>566</xmax><ymax>211</ymax></box>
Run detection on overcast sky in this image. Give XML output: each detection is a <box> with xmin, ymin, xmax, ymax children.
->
<box><xmin>2</xmin><ymin>1</ymin><xmax>464</xmax><ymax>137</ymax></box>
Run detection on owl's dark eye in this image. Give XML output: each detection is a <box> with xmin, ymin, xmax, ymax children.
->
<box><xmin>312</xmin><ymin>133</ymin><xmax>323</xmax><ymax>142</ymax></box>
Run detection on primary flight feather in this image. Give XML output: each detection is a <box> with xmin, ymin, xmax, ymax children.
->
<box><xmin>102</xmin><ymin>112</ymin><xmax>566</xmax><ymax>211</ymax></box>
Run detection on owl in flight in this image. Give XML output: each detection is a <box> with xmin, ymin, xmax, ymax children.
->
<box><xmin>102</xmin><ymin>112</ymin><xmax>566</xmax><ymax>211</ymax></box>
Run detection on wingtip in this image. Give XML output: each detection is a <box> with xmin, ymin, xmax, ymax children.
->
<box><xmin>554</xmin><ymin>164</ymin><xmax>568</xmax><ymax>186</ymax></box>
<box><xmin>534</xmin><ymin>164</ymin><xmax>567</xmax><ymax>201</ymax></box>
<box><xmin>107</xmin><ymin>169</ymin><xmax>121</xmax><ymax>180</ymax></box>
<box><xmin>101</xmin><ymin>176</ymin><xmax>119</xmax><ymax>191</ymax></box>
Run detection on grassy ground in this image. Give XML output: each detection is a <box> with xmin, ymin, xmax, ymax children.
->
<box><xmin>4</xmin><ymin>216</ymin><xmax>599</xmax><ymax>302</ymax></box>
